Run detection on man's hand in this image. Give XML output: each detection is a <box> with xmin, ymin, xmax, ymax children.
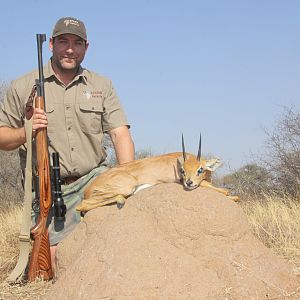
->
<box><xmin>32</xmin><ymin>108</ymin><xmax>48</xmax><ymax>137</ymax></box>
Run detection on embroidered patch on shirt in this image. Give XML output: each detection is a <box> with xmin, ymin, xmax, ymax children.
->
<box><xmin>83</xmin><ymin>90</ymin><xmax>103</xmax><ymax>99</ymax></box>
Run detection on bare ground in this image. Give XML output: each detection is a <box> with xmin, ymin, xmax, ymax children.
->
<box><xmin>45</xmin><ymin>183</ymin><xmax>300</xmax><ymax>300</ymax></box>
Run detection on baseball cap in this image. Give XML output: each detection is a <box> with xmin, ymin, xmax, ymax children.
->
<box><xmin>52</xmin><ymin>17</ymin><xmax>87</xmax><ymax>40</ymax></box>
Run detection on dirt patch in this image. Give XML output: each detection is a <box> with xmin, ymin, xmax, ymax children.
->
<box><xmin>46</xmin><ymin>183</ymin><xmax>299</xmax><ymax>299</ymax></box>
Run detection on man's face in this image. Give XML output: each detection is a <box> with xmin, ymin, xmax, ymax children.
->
<box><xmin>50</xmin><ymin>34</ymin><xmax>89</xmax><ymax>71</ymax></box>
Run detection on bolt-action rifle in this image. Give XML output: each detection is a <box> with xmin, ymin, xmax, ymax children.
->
<box><xmin>28</xmin><ymin>34</ymin><xmax>53</xmax><ymax>281</ymax></box>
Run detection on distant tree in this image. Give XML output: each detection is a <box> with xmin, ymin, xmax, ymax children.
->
<box><xmin>262</xmin><ymin>106</ymin><xmax>300</xmax><ymax>198</ymax></box>
<box><xmin>223</xmin><ymin>106</ymin><xmax>300</xmax><ymax>200</ymax></box>
<box><xmin>222</xmin><ymin>163</ymin><xmax>271</xmax><ymax>199</ymax></box>
<box><xmin>135</xmin><ymin>148</ymin><xmax>153</xmax><ymax>159</ymax></box>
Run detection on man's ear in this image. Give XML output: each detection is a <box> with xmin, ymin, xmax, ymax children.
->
<box><xmin>49</xmin><ymin>38</ymin><xmax>54</xmax><ymax>52</ymax></box>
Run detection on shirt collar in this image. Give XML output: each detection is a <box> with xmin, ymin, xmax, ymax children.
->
<box><xmin>44</xmin><ymin>59</ymin><xmax>88</xmax><ymax>84</ymax></box>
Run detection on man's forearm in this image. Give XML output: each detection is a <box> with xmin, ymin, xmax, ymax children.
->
<box><xmin>114</xmin><ymin>136</ymin><xmax>135</xmax><ymax>164</ymax></box>
<box><xmin>109</xmin><ymin>126</ymin><xmax>135</xmax><ymax>164</ymax></box>
<box><xmin>0</xmin><ymin>126</ymin><xmax>26</xmax><ymax>150</ymax></box>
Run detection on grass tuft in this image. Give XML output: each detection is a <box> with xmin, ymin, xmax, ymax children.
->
<box><xmin>240</xmin><ymin>194</ymin><xmax>300</xmax><ymax>266</ymax></box>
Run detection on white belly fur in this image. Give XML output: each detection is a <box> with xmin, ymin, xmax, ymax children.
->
<box><xmin>133</xmin><ymin>183</ymin><xmax>154</xmax><ymax>194</ymax></box>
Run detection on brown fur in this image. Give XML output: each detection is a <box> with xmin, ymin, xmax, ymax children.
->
<box><xmin>76</xmin><ymin>152</ymin><xmax>238</xmax><ymax>212</ymax></box>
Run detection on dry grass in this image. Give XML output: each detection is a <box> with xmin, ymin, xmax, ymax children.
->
<box><xmin>240</xmin><ymin>195</ymin><xmax>300</xmax><ymax>267</ymax></box>
<box><xmin>0</xmin><ymin>205</ymin><xmax>51</xmax><ymax>299</ymax></box>
<box><xmin>0</xmin><ymin>280</ymin><xmax>52</xmax><ymax>300</ymax></box>
<box><xmin>0</xmin><ymin>195</ymin><xmax>299</xmax><ymax>299</ymax></box>
<box><xmin>0</xmin><ymin>205</ymin><xmax>22</xmax><ymax>282</ymax></box>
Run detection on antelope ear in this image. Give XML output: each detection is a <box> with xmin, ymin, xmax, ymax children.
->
<box><xmin>205</xmin><ymin>158</ymin><xmax>222</xmax><ymax>171</ymax></box>
<box><xmin>177</xmin><ymin>156</ymin><xmax>184</xmax><ymax>167</ymax></box>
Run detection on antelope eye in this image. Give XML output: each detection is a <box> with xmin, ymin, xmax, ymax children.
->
<box><xmin>197</xmin><ymin>167</ymin><xmax>204</xmax><ymax>175</ymax></box>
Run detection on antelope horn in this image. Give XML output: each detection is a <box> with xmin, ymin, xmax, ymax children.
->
<box><xmin>181</xmin><ymin>133</ymin><xmax>187</xmax><ymax>161</ymax></box>
<box><xmin>197</xmin><ymin>133</ymin><xmax>202</xmax><ymax>161</ymax></box>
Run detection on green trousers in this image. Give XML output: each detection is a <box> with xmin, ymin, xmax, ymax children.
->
<box><xmin>31</xmin><ymin>165</ymin><xmax>108</xmax><ymax>245</ymax></box>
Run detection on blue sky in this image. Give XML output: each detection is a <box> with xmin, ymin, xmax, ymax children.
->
<box><xmin>1</xmin><ymin>0</ymin><xmax>300</xmax><ymax>173</ymax></box>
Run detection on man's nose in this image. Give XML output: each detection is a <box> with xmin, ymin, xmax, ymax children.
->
<box><xmin>66</xmin><ymin>45</ymin><xmax>74</xmax><ymax>52</ymax></box>
<box><xmin>64</xmin><ymin>42</ymin><xmax>76</xmax><ymax>52</ymax></box>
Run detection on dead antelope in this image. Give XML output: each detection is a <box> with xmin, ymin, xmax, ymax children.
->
<box><xmin>76</xmin><ymin>135</ymin><xmax>239</xmax><ymax>213</ymax></box>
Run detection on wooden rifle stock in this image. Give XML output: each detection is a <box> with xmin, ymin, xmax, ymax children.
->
<box><xmin>28</xmin><ymin>34</ymin><xmax>53</xmax><ymax>281</ymax></box>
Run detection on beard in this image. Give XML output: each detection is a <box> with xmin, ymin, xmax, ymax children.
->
<box><xmin>52</xmin><ymin>56</ymin><xmax>83</xmax><ymax>73</ymax></box>
<box><xmin>59</xmin><ymin>57</ymin><xmax>78</xmax><ymax>71</ymax></box>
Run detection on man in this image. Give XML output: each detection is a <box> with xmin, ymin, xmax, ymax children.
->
<box><xmin>0</xmin><ymin>17</ymin><xmax>135</xmax><ymax>266</ymax></box>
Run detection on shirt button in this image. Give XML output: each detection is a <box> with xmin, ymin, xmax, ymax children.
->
<box><xmin>71</xmin><ymin>147</ymin><xmax>74</xmax><ymax>151</ymax></box>
<box><xmin>68</xmin><ymin>127</ymin><xmax>71</xmax><ymax>130</ymax></box>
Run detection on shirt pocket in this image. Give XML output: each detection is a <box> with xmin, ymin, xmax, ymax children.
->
<box><xmin>45</xmin><ymin>103</ymin><xmax>55</xmax><ymax>133</ymax></box>
<box><xmin>76</xmin><ymin>101</ymin><xmax>103</xmax><ymax>134</ymax></box>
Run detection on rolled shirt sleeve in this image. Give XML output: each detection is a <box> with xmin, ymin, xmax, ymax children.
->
<box><xmin>101</xmin><ymin>79</ymin><xmax>130</xmax><ymax>133</ymax></box>
<box><xmin>0</xmin><ymin>80</ymin><xmax>27</xmax><ymax>128</ymax></box>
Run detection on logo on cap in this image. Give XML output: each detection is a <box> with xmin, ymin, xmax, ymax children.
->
<box><xmin>64</xmin><ymin>19</ymin><xmax>80</xmax><ymax>27</ymax></box>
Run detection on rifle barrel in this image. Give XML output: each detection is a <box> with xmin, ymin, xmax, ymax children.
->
<box><xmin>36</xmin><ymin>34</ymin><xmax>46</xmax><ymax>99</ymax></box>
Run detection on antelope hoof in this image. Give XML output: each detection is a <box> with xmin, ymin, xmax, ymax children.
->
<box><xmin>117</xmin><ymin>199</ymin><xmax>125</xmax><ymax>209</ymax></box>
<box><xmin>228</xmin><ymin>195</ymin><xmax>240</xmax><ymax>202</ymax></box>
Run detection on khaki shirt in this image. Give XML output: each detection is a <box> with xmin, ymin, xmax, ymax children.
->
<box><xmin>0</xmin><ymin>60</ymin><xmax>129</xmax><ymax>178</ymax></box>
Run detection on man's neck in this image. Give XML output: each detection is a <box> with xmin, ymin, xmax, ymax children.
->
<box><xmin>51</xmin><ymin>61</ymin><xmax>78</xmax><ymax>86</ymax></box>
